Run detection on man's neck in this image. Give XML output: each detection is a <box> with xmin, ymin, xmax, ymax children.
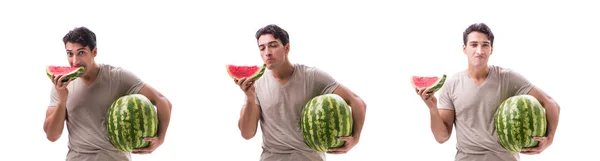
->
<box><xmin>272</xmin><ymin>61</ymin><xmax>294</xmax><ymax>81</ymax></box>
<box><xmin>80</xmin><ymin>63</ymin><xmax>100</xmax><ymax>85</ymax></box>
<box><xmin>467</xmin><ymin>65</ymin><xmax>489</xmax><ymax>80</ymax></box>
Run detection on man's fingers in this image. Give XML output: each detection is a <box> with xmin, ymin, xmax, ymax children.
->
<box><xmin>327</xmin><ymin>151</ymin><xmax>347</xmax><ymax>154</ymax></box>
<box><xmin>522</xmin><ymin>147</ymin><xmax>541</xmax><ymax>153</ymax></box>
<box><xmin>520</xmin><ymin>150</ymin><xmax>541</xmax><ymax>155</ymax></box>
<box><xmin>52</xmin><ymin>74</ymin><xmax>61</xmax><ymax>85</ymax></box>
<box><xmin>338</xmin><ymin>136</ymin><xmax>353</xmax><ymax>141</ymax></box>
<box><xmin>63</xmin><ymin>77</ymin><xmax>74</xmax><ymax>86</ymax></box>
<box><xmin>133</xmin><ymin>146</ymin><xmax>153</xmax><ymax>153</ymax></box>
<box><xmin>236</xmin><ymin>78</ymin><xmax>246</xmax><ymax>86</ymax></box>
<box><xmin>327</xmin><ymin>147</ymin><xmax>348</xmax><ymax>154</ymax></box>
<box><xmin>242</xmin><ymin>78</ymin><xmax>253</xmax><ymax>86</ymax></box>
<box><xmin>132</xmin><ymin>150</ymin><xmax>152</xmax><ymax>154</ymax></box>
<box><xmin>241</xmin><ymin>78</ymin><xmax>254</xmax><ymax>90</ymax></box>
<box><xmin>59</xmin><ymin>74</ymin><xmax>68</xmax><ymax>83</ymax></box>
<box><xmin>420</xmin><ymin>90</ymin><xmax>430</xmax><ymax>99</ymax></box>
<box><xmin>533</xmin><ymin>137</ymin><xmax>546</xmax><ymax>142</ymax></box>
<box><xmin>245</xmin><ymin>84</ymin><xmax>254</xmax><ymax>91</ymax></box>
<box><xmin>328</xmin><ymin>148</ymin><xmax>344</xmax><ymax>152</ymax></box>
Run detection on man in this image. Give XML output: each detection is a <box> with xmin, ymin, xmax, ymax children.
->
<box><xmin>43</xmin><ymin>26</ymin><xmax>173</xmax><ymax>161</ymax></box>
<box><xmin>234</xmin><ymin>24</ymin><xmax>367</xmax><ymax>161</ymax></box>
<box><xmin>416</xmin><ymin>23</ymin><xmax>561</xmax><ymax>161</ymax></box>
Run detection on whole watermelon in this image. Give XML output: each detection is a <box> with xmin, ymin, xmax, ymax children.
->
<box><xmin>494</xmin><ymin>94</ymin><xmax>547</xmax><ymax>153</ymax></box>
<box><xmin>301</xmin><ymin>94</ymin><xmax>353</xmax><ymax>152</ymax></box>
<box><xmin>106</xmin><ymin>94</ymin><xmax>159</xmax><ymax>152</ymax></box>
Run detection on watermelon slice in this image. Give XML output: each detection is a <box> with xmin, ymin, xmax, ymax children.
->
<box><xmin>411</xmin><ymin>74</ymin><xmax>447</xmax><ymax>93</ymax></box>
<box><xmin>46</xmin><ymin>66</ymin><xmax>85</xmax><ymax>83</ymax></box>
<box><xmin>226</xmin><ymin>64</ymin><xmax>267</xmax><ymax>81</ymax></box>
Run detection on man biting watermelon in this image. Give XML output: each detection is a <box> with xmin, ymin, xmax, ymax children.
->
<box><xmin>415</xmin><ymin>23</ymin><xmax>561</xmax><ymax>161</ymax></box>
<box><xmin>43</xmin><ymin>26</ymin><xmax>173</xmax><ymax>161</ymax></box>
<box><xmin>233</xmin><ymin>24</ymin><xmax>367</xmax><ymax>161</ymax></box>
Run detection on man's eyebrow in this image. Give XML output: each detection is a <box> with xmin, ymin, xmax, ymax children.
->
<box><xmin>468</xmin><ymin>41</ymin><xmax>490</xmax><ymax>44</ymax></box>
<box><xmin>258</xmin><ymin>40</ymin><xmax>278</xmax><ymax>46</ymax></box>
<box><xmin>66</xmin><ymin>47</ymin><xmax>85</xmax><ymax>52</ymax></box>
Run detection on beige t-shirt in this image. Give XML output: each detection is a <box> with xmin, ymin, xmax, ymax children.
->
<box><xmin>253</xmin><ymin>64</ymin><xmax>340</xmax><ymax>161</ymax></box>
<box><xmin>48</xmin><ymin>64</ymin><xmax>145</xmax><ymax>161</ymax></box>
<box><xmin>437</xmin><ymin>65</ymin><xmax>534</xmax><ymax>161</ymax></box>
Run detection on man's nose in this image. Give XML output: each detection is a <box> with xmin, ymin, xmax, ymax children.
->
<box><xmin>475</xmin><ymin>45</ymin><xmax>483</xmax><ymax>55</ymax></box>
<box><xmin>265</xmin><ymin>48</ymin><xmax>273</xmax><ymax>56</ymax></box>
<box><xmin>71</xmin><ymin>56</ymin><xmax>80</xmax><ymax>65</ymax></box>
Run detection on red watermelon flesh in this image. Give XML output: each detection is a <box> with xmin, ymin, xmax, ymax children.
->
<box><xmin>226</xmin><ymin>64</ymin><xmax>267</xmax><ymax>81</ymax></box>
<box><xmin>46</xmin><ymin>66</ymin><xmax>85</xmax><ymax>82</ymax></box>
<box><xmin>411</xmin><ymin>74</ymin><xmax>447</xmax><ymax>93</ymax></box>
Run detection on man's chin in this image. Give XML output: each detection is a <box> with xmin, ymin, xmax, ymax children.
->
<box><xmin>265</xmin><ymin>64</ymin><xmax>275</xmax><ymax>70</ymax></box>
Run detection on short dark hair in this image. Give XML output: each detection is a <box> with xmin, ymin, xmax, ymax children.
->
<box><xmin>463</xmin><ymin>23</ymin><xmax>495</xmax><ymax>46</ymax></box>
<box><xmin>255</xmin><ymin>24</ymin><xmax>290</xmax><ymax>46</ymax></box>
<box><xmin>62</xmin><ymin>26</ymin><xmax>97</xmax><ymax>50</ymax></box>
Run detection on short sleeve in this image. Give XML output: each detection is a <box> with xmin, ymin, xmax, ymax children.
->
<box><xmin>116</xmin><ymin>67</ymin><xmax>145</xmax><ymax>95</ymax></box>
<box><xmin>48</xmin><ymin>87</ymin><xmax>59</xmax><ymax>107</ymax></box>
<box><xmin>254</xmin><ymin>92</ymin><xmax>261</xmax><ymax>106</ymax></box>
<box><xmin>437</xmin><ymin>82</ymin><xmax>455</xmax><ymax>110</ymax></box>
<box><xmin>312</xmin><ymin>68</ymin><xmax>340</xmax><ymax>94</ymax></box>
<box><xmin>505</xmin><ymin>69</ymin><xmax>534</xmax><ymax>95</ymax></box>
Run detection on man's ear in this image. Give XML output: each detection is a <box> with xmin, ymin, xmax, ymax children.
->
<box><xmin>285</xmin><ymin>43</ymin><xmax>290</xmax><ymax>54</ymax></box>
<box><xmin>92</xmin><ymin>47</ymin><xmax>97</xmax><ymax>57</ymax></box>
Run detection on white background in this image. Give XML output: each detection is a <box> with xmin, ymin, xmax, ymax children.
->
<box><xmin>1</xmin><ymin>0</ymin><xmax>598</xmax><ymax>160</ymax></box>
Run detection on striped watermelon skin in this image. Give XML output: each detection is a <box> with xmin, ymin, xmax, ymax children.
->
<box><xmin>107</xmin><ymin>94</ymin><xmax>159</xmax><ymax>152</ymax></box>
<box><xmin>494</xmin><ymin>95</ymin><xmax>547</xmax><ymax>153</ymax></box>
<box><xmin>301</xmin><ymin>94</ymin><xmax>353</xmax><ymax>152</ymax></box>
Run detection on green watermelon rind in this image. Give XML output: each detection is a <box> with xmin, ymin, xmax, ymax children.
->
<box><xmin>301</xmin><ymin>94</ymin><xmax>354</xmax><ymax>152</ymax></box>
<box><xmin>411</xmin><ymin>74</ymin><xmax>447</xmax><ymax>93</ymax></box>
<box><xmin>494</xmin><ymin>94</ymin><xmax>548</xmax><ymax>153</ymax></box>
<box><xmin>226</xmin><ymin>64</ymin><xmax>267</xmax><ymax>81</ymax></box>
<box><xmin>106</xmin><ymin>94</ymin><xmax>159</xmax><ymax>152</ymax></box>
<box><xmin>45</xmin><ymin>66</ymin><xmax>85</xmax><ymax>83</ymax></box>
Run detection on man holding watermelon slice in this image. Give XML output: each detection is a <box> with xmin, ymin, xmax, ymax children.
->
<box><xmin>415</xmin><ymin>23</ymin><xmax>561</xmax><ymax>161</ymax></box>
<box><xmin>234</xmin><ymin>24</ymin><xmax>367</xmax><ymax>161</ymax></box>
<box><xmin>42</xmin><ymin>26</ymin><xmax>173</xmax><ymax>161</ymax></box>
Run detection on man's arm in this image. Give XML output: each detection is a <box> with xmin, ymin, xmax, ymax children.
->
<box><xmin>117</xmin><ymin>67</ymin><xmax>172</xmax><ymax>142</ymax></box>
<box><xmin>138</xmin><ymin>85</ymin><xmax>172</xmax><ymax>142</ymax></box>
<box><xmin>505</xmin><ymin>69</ymin><xmax>560</xmax><ymax>141</ymax></box>
<box><xmin>429</xmin><ymin>80</ymin><xmax>455</xmax><ymax>144</ymax></box>
<box><xmin>528</xmin><ymin>87</ymin><xmax>560</xmax><ymax>141</ymax></box>
<box><xmin>43</xmin><ymin>88</ymin><xmax>66</xmax><ymax>142</ymax></box>
<box><xmin>429</xmin><ymin>108</ymin><xmax>455</xmax><ymax>144</ymax></box>
<box><xmin>43</xmin><ymin>105</ymin><xmax>67</xmax><ymax>142</ymax></box>
<box><xmin>238</xmin><ymin>95</ymin><xmax>261</xmax><ymax>140</ymax></box>
<box><xmin>310</xmin><ymin>67</ymin><xmax>367</xmax><ymax>140</ymax></box>
<box><xmin>332</xmin><ymin>85</ymin><xmax>366</xmax><ymax>141</ymax></box>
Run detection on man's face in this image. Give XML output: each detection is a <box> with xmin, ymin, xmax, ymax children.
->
<box><xmin>463</xmin><ymin>31</ymin><xmax>493</xmax><ymax>67</ymax></box>
<box><xmin>257</xmin><ymin>34</ymin><xmax>289</xmax><ymax>70</ymax></box>
<box><xmin>65</xmin><ymin>42</ymin><xmax>96</xmax><ymax>75</ymax></box>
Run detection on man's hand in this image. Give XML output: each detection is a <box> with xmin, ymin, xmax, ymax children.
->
<box><xmin>521</xmin><ymin>137</ymin><xmax>553</xmax><ymax>155</ymax></box>
<box><xmin>52</xmin><ymin>74</ymin><xmax>73</xmax><ymax>101</ymax></box>
<box><xmin>234</xmin><ymin>77</ymin><xmax>256</xmax><ymax>97</ymax></box>
<box><xmin>327</xmin><ymin>136</ymin><xmax>358</xmax><ymax>154</ymax></box>
<box><xmin>415</xmin><ymin>88</ymin><xmax>437</xmax><ymax>109</ymax></box>
<box><xmin>132</xmin><ymin>137</ymin><xmax>164</xmax><ymax>155</ymax></box>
